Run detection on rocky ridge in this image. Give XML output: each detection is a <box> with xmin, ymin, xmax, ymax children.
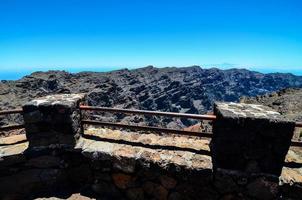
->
<box><xmin>240</xmin><ymin>88</ymin><xmax>302</xmax><ymax>122</ymax></box>
<box><xmin>1</xmin><ymin>66</ymin><xmax>302</xmax><ymax>129</ymax></box>
<box><xmin>240</xmin><ymin>88</ymin><xmax>302</xmax><ymax>140</ymax></box>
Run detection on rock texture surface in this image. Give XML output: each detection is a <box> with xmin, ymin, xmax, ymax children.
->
<box><xmin>239</xmin><ymin>88</ymin><xmax>302</xmax><ymax>199</ymax></box>
<box><xmin>22</xmin><ymin>94</ymin><xmax>86</xmax><ymax>149</ymax></box>
<box><xmin>211</xmin><ymin>102</ymin><xmax>295</xmax><ymax>175</ymax></box>
<box><xmin>0</xmin><ymin>66</ymin><xmax>301</xmax><ymax>199</ymax></box>
<box><xmin>1</xmin><ymin>66</ymin><xmax>302</xmax><ymax>130</ymax></box>
<box><xmin>78</xmin><ymin>127</ymin><xmax>212</xmax><ymax>172</ymax></box>
<box><xmin>241</xmin><ymin>88</ymin><xmax>302</xmax><ymax>122</ymax></box>
<box><xmin>241</xmin><ymin>88</ymin><xmax>302</xmax><ymax>141</ymax></box>
<box><xmin>0</xmin><ymin>130</ymin><xmax>301</xmax><ymax>200</ymax></box>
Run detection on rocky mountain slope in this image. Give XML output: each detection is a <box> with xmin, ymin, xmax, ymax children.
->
<box><xmin>240</xmin><ymin>88</ymin><xmax>302</xmax><ymax>122</ymax></box>
<box><xmin>241</xmin><ymin>88</ymin><xmax>302</xmax><ymax>140</ymax></box>
<box><xmin>1</xmin><ymin>66</ymin><xmax>302</xmax><ymax>129</ymax></box>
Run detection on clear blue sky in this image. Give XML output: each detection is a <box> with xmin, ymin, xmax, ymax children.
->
<box><xmin>0</xmin><ymin>0</ymin><xmax>302</xmax><ymax>78</ymax></box>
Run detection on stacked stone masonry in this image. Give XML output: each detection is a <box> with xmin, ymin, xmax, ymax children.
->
<box><xmin>0</xmin><ymin>94</ymin><xmax>301</xmax><ymax>200</ymax></box>
<box><xmin>22</xmin><ymin>94</ymin><xmax>86</xmax><ymax>149</ymax></box>
<box><xmin>211</xmin><ymin>102</ymin><xmax>296</xmax><ymax>175</ymax></box>
<box><xmin>0</xmin><ymin>130</ymin><xmax>301</xmax><ymax>199</ymax></box>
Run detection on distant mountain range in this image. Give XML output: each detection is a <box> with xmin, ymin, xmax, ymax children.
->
<box><xmin>1</xmin><ymin>66</ymin><xmax>302</xmax><ymax>128</ymax></box>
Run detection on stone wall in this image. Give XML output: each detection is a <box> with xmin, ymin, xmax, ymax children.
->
<box><xmin>22</xmin><ymin>94</ymin><xmax>86</xmax><ymax>149</ymax></box>
<box><xmin>0</xmin><ymin>134</ymin><xmax>279</xmax><ymax>200</ymax></box>
<box><xmin>0</xmin><ymin>131</ymin><xmax>301</xmax><ymax>200</ymax></box>
<box><xmin>211</xmin><ymin>102</ymin><xmax>295</xmax><ymax>176</ymax></box>
<box><xmin>0</xmin><ymin>94</ymin><xmax>301</xmax><ymax>200</ymax></box>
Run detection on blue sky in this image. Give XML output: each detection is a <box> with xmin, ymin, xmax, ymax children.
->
<box><xmin>0</xmin><ymin>0</ymin><xmax>302</xmax><ymax>78</ymax></box>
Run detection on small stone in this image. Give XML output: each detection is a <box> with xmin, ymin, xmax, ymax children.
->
<box><xmin>112</xmin><ymin>173</ymin><xmax>134</xmax><ymax>189</ymax></box>
<box><xmin>191</xmin><ymin>154</ymin><xmax>212</xmax><ymax>170</ymax></box>
<box><xmin>159</xmin><ymin>175</ymin><xmax>177</xmax><ymax>189</ymax></box>
<box><xmin>280</xmin><ymin>167</ymin><xmax>302</xmax><ymax>186</ymax></box>
<box><xmin>35</xmin><ymin>193</ymin><xmax>97</xmax><ymax>200</ymax></box>
<box><xmin>0</xmin><ymin>134</ymin><xmax>27</xmax><ymax>145</ymax></box>
<box><xmin>246</xmin><ymin>177</ymin><xmax>279</xmax><ymax>200</ymax></box>
<box><xmin>245</xmin><ymin>160</ymin><xmax>260</xmax><ymax>173</ymax></box>
<box><xmin>92</xmin><ymin>181</ymin><xmax>110</xmax><ymax>194</ymax></box>
<box><xmin>68</xmin><ymin>193</ymin><xmax>96</xmax><ymax>200</ymax></box>
<box><xmin>26</xmin><ymin>156</ymin><xmax>61</xmax><ymax>168</ymax></box>
<box><xmin>143</xmin><ymin>181</ymin><xmax>168</xmax><ymax>200</ymax></box>
<box><xmin>91</xmin><ymin>181</ymin><xmax>122</xmax><ymax>198</ymax></box>
<box><xmin>220</xmin><ymin>193</ymin><xmax>240</xmax><ymax>200</ymax></box>
<box><xmin>113</xmin><ymin>157</ymin><xmax>136</xmax><ymax>173</ymax></box>
<box><xmin>95</xmin><ymin>172</ymin><xmax>112</xmax><ymax>182</ymax></box>
<box><xmin>0</xmin><ymin>154</ymin><xmax>26</xmax><ymax>168</ymax></box>
<box><xmin>213</xmin><ymin>172</ymin><xmax>239</xmax><ymax>194</ymax></box>
<box><xmin>126</xmin><ymin>187</ymin><xmax>144</xmax><ymax>200</ymax></box>
<box><xmin>67</xmin><ymin>164</ymin><xmax>92</xmax><ymax>184</ymax></box>
<box><xmin>237</xmin><ymin>177</ymin><xmax>248</xmax><ymax>186</ymax></box>
<box><xmin>0</xmin><ymin>169</ymin><xmax>42</xmax><ymax>196</ymax></box>
<box><xmin>168</xmin><ymin>192</ymin><xmax>182</xmax><ymax>200</ymax></box>
<box><xmin>138</xmin><ymin>170</ymin><xmax>159</xmax><ymax>182</ymax></box>
<box><xmin>39</xmin><ymin>168</ymin><xmax>63</xmax><ymax>184</ymax></box>
<box><xmin>143</xmin><ymin>181</ymin><xmax>156</xmax><ymax>195</ymax></box>
<box><xmin>170</xmin><ymin>154</ymin><xmax>187</xmax><ymax>167</ymax></box>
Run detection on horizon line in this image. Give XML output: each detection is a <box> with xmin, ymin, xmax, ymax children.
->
<box><xmin>0</xmin><ymin>65</ymin><xmax>302</xmax><ymax>81</ymax></box>
<box><xmin>0</xmin><ymin>64</ymin><xmax>302</xmax><ymax>71</ymax></box>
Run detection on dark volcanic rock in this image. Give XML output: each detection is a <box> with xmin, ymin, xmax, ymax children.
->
<box><xmin>241</xmin><ymin>88</ymin><xmax>302</xmax><ymax>122</ymax></box>
<box><xmin>211</xmin><ymin>102</ymin><xmax>295</xmax><ymax>175</ymax></box>
<box><xmin>1</xmin><ymin>66</ymin><xmax>302</xmax><ymax>129</ymax></box>
<box><xmin>240</xmin><ymin>88</ymin><xmax>302</xmax><ymax>141</ymax></box>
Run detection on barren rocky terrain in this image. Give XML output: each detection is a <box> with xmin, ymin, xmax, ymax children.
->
<box><xmin>241</xmin><ymin>88</ymin><xmax>302</xmax><ymax>122</ymax></box>
<box><xmin>1</xmin><ymin>66</ymin><xmax>302</xmax><ymax>129</ymax></box>
<box><xmin>241</xmin><ymin>88</ymin><xmax>302</xmax><ymax>140</ymax></box>
<box><xmin>0</xmin><ymin>66</ymin><xmax>302</xmax><ymax>199</ymax></box>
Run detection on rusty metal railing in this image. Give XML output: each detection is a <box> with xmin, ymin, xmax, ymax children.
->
<box><xmin>0</xmin><ymin>108</ymin><xmax>23</xmax><ymax>115</ymax></box>
<box><xmin>82</xmin><ymin>120</ymin><xmax>212</xmax><ymax>137</ymax></box>
<box><xmin>80</xmin><ymin>105</ymin><xmax>215</xmax><ymax>137</ymax></box>
<box><xmin>296</xmin><ymin>122</ymin><xmax>302</xmax><ymax>128</ymax></box>
<box><xmin>291</xmin><ymin>141</ymin><xmax>302</xmax><ymax>147</ymax></box>
<box><xmin>0</xmin><ymin>106</ymin><xmax>301</xmax><ymax>145</ymax></box>
<box><xmin>80</xmin><ymin>105</ymin><xmax>217</xmax><ymax>121</ymax></box>
<box><xmin>0</xmin><ymin>108</ymin><xmax>24</xmax><ymax>132</ymax></box>
<box><xmin>0</xmin><ymin>124</ymin><xmax>25</xmax><ymax>132</ymax></box>
<box><xmin>80</xmin><ymin>105</ymin><xmax>302</xmax><ymax>145</ymax></box>
<box><xmin>80</xmin><ymin>106</ymin><xmax>302</xmax><ymax>128</ymax></box>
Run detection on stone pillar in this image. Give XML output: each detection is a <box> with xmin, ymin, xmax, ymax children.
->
<box><xmin>211</xmin><ymin>102</ymin><xmax>295</xmax><ymax>176</ymax></box>
<box><xmin>22</xmin><ymin>94</ymin><xmax>86</xmax><ymax>149</ymax></box>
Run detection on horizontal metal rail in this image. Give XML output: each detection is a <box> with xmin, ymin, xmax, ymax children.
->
<box><xmin>80</xmin><ymin>105</ymin><xmax>217</xmax><ymax>121</ymax></box>
<box><xmin>0</xmin><ymin>124</ymin><xmax>25</xmax><ymax>132</ymax></box>
<box><xmin>82</xmin><ymin>120</ymin><xmax>212</xmax><ymax>138</ymax></box>
<box><xmin>296</xmin><ymin>122</ymin><xmax>302</xmax><ymax>128</ymax></box>
<box><xmin>0</xmin><ymin>108</ymin><xmax>23</xmax><ymax>115</ymax></box>
<box><xmin>291</xmin><ymin>141</ymin><xmax>302</xmax><ymax>147</ymax></box>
